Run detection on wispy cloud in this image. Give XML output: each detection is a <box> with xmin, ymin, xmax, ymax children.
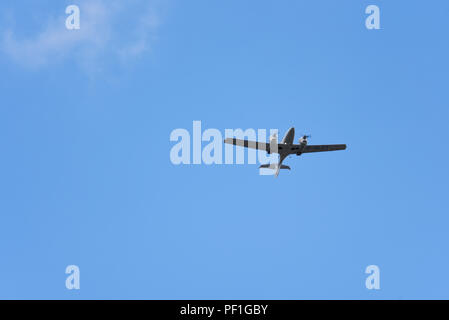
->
<box><xmin>1</xmin><ymin>0</ymin><xmax>162</xmax><ymax>72</ymax></box>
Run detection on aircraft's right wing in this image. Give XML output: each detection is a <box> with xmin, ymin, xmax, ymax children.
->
<box><xmin>224</xmin><ymin>138</ymin><xmax>269</xmax><ymax>152</ymax></box>
<box><xmin>301</xmin><ymin>144</ymin><xmax>347</xmax><ymax>153</ymax></box>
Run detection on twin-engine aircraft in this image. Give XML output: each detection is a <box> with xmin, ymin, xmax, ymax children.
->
<box><xmin>224</xmin><ymin>127</ymin><xmax>347</xmax><ymax>177</ymax></box>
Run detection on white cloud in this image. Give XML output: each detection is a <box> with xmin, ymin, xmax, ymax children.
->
<box><xmin>118</xmin><ymin>6</ymin><xmax>161</xmax><ymax>61</ymax></box>
<box><xmin>1</xmin><ymin>0</ymin><xmax>161</xmax><ymax>71</ymax></box>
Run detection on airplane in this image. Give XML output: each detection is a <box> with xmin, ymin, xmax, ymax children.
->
<box><xmin>224</xmin><ymin>127</ymin><xmax>347</xmax><ymax>177</ymax></box>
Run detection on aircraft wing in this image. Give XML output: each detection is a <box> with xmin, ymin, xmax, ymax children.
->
<box><xmin>301</xmin><ymin>144</ymin><xmax>347</xmax><ymax>153</ymax></box>
<box><xmin>223</xmin><ymin>138</ymin><xmax>269</xmax><ymax>152</ymax></box>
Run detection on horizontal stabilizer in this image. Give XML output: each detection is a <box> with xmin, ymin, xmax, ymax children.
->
<box><xmin>259</xmin><ymin>164</ymin><xmax>291</xmax><ymax>170</ymax></box>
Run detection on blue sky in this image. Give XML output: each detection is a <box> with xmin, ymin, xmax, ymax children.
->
<box><xmin>0</xmin><ymin>0</ymin><xmax>448</xmax><ymax>299</ymax></box>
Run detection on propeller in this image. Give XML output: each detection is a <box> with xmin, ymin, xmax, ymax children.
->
<box><xmin>299</xmin><ymin>134</ymin><xmax>311</xmax><ymax>144</ymax></box>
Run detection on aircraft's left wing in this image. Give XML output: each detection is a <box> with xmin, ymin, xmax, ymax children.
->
<box><xmin>224</xmin><ymin>138</ymin><xmax>269</xmax><ymax>152</ymax></box>
<box><xmin>301</xmin><ymin>144</ymin><xmax>347</xmax><ymax>153</ymax></box>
